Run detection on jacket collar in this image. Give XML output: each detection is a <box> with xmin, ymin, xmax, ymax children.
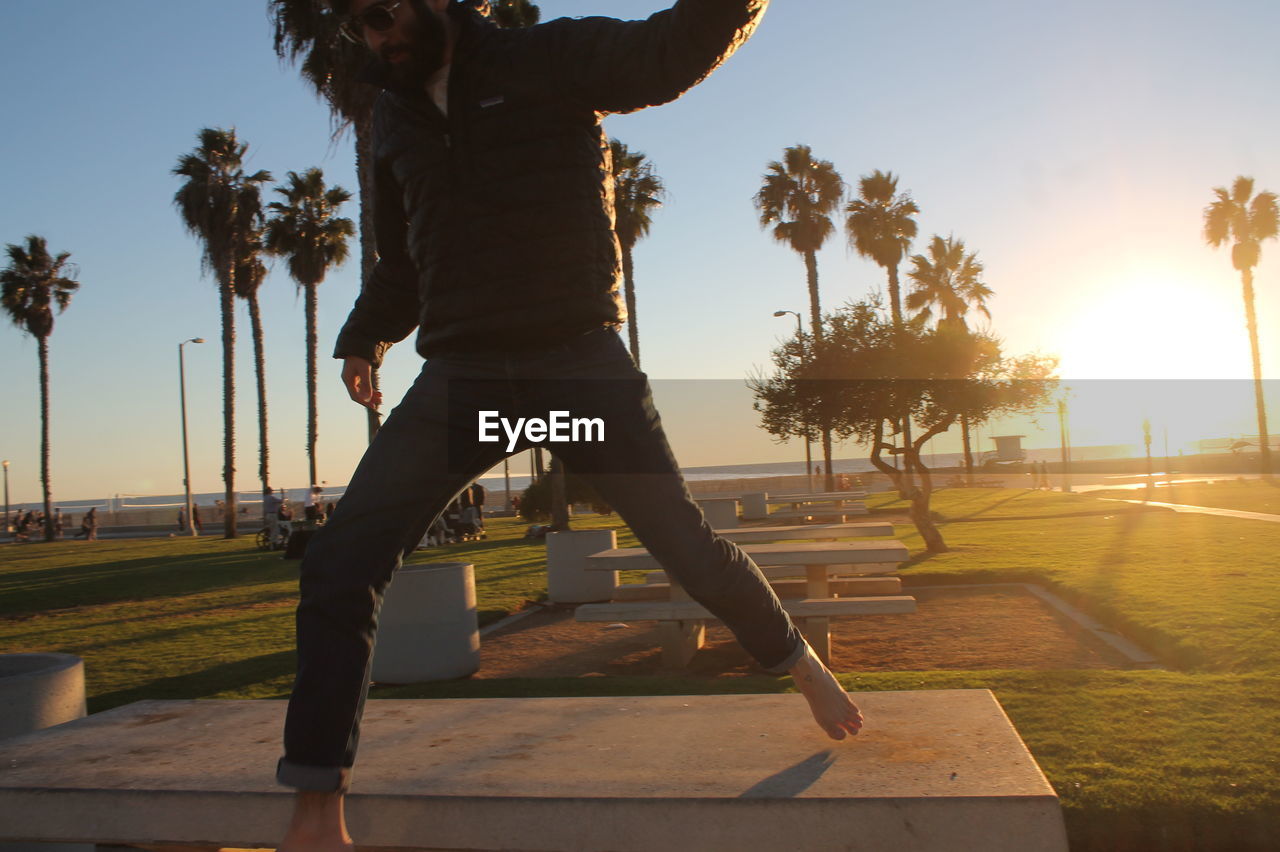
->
<box><xmin>355</xmin><ymin>1</ymin><xmax>492</xmax><ymax>92</ymax></box>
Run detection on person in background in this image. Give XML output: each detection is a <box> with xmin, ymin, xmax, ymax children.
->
<box><xmin>305</xmin><ymin>485</ymin><xmax>324</xmax><ymax>522</ymax></box>
<box><xmin>264</xmin><ymin>487</ymin><xmax>286</xmax><ymax>544</ymax></box>
<box><xmin>77</xmin><ymin>507</ymin><xmax>98</xmax><ymax>541</ymax></box>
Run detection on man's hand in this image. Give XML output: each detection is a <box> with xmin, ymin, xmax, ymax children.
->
<box><xmin>342</xmin><ymin>356</ymin><xmax>383</xmax><ymax>412</ymax></box>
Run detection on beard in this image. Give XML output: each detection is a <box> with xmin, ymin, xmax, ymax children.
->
<box><xmin>377</xmin><ymin>1</ymin><xmax>448</xmax><ymax>88</ymax></box>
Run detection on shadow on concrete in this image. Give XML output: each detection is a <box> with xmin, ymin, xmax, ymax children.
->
<box><xmin>738</xmin><ymin>750</ymin><xmax>836</xmax><ymax>798</ymax></box>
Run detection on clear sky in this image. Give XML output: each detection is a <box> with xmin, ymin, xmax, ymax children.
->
<box><xmin>2</xmin><ymin>0</ymin><xmax>1278</xmax><ymax>505</ymax></box>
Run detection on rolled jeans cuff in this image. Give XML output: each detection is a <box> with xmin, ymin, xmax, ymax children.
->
<box><xmin>762</xmin><ymin>636</ymin><xmax>807</xmax><ymax>675</ymax></box>
<box><xmin>277</xmin><ymin>757</ymin><xmax>351</xmax><ymax>793</ymax></box>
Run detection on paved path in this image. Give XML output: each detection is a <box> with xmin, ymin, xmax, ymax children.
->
<box><xmin>1104</xmin><ymin>498</ymin><xmax>1280</xmax><ymax>524</ymax></box>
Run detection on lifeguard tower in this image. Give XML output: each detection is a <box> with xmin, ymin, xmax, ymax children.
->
<box><xmin>981</xmin><ymin>435</ymin><xmax>1027</xmax><ymax>467</ymax></box>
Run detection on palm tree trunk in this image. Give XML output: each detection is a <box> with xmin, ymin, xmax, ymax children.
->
<box><xmin>961</xmin><ymin>413</ymin><xmax>974</xmax><ymax>485</ymax></box>
<box><xmin>803</xmin><ymin>248</ymin><xmax>832</xmax><ymax>484</ymax></box>
<box><xmin>38</xmin><ymin>336</ymin><xmax>53</xmax><ymax>543</ymax></box>
<box><xmin>248</xmin><ymin>294</ymin><xmax>270</xmax><ymax>509</ymax></box>
<box><xmin>820</xmin><ymin>424</ymin><xmax>834</xmax><ymax>492</ymax></box>
<box><xmin>622</xmin><ymin>245</ymin><xmax>640</xmax><ymax>367</ymax></box>
<box><xmin>220</xmin><ymin>265</ymin><xmax>238</xmax><ymax>539</ymax></box>
<box><xmin>887</xmin><ymin>261</ymin><xmax>915</xmax><ymax>491</ymax></box>
<box><xmin>356</xmin><ymin>118</ymin><xmax>381</xmax><ymax>444</ymax></box>
<box><xmin>1242</xmin><ymin>268</ymin><xmax>1273</xmax><ymax>477</ymax></box>
<box><xmin>306</xmin><ymin>282</ymin><xmax>320</xmax><ymax>488</ymax></box>
<box><xmin>803</xmin><ymin>249</ymin><xmax>822</xmax><ymax>340</ymax></box>
<box><xmin>887</xmin><ymin>262</ymin><xmax>903</xmax><ymax>327</ymax></box>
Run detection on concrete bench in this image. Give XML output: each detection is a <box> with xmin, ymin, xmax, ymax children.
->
<box><xmin>0</xmin><ymin>694</ymin><xmax>1068</xmax><ymax>851</ymax></box>
<box><xmin>716</xmin><ymin>521</ymin><xmax>892</xmax><ymax>542</ymax></box>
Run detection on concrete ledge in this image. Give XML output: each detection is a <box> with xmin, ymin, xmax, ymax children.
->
<box><xmin>0</xmin><ymin>692</ymin><xmax>1066</xmax><ymax>851</ymax></box>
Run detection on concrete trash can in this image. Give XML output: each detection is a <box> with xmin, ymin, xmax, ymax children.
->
<box><xmin>371</xmin><ymin>562</ymin><xmax>480</xmax><ymax>684</ymax></box>
<box><xmin>741</xmin><ymin>492</ymin><xmax>769</xmax><ymax>521</ymax></box>
<box><xmin>697</xmin><ymin>497</ymin><xmax>739</xmax><ymax>529</ymax></box>
<box><xmin>0</xmin><ymin>653</ymin><xmax>92</xmax><ymax>852</ymax></box>
<box><xmin>547</xmin><ymin>529</ymin><xmax>618</xmax><ymax>604</ymax></box>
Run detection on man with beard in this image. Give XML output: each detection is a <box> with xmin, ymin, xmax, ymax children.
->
<box><xmin>276</xmin><ymin>1</ymin><xmax>864</xmax><ymax>848</ymax></box>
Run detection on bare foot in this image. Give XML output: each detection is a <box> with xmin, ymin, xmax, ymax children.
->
<box><xmin>278</xmin><ymin>791</ymin><xmax>355</xmax><ymax>852</ymax></box>
<box><xmin>788</xmin><ymin>642</ymin><xmax>863</xmax><ymax>740</ymax></box>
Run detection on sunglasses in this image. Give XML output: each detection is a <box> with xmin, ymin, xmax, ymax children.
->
<box><xmin>338</xmin><ymin>0</ymin><xmax>404</xmax><ymax>44</ymax></box>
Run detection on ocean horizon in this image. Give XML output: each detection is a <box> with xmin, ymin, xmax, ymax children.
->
<box><xmin>7</xmin><ymin>444</ymin><xmax>1140</xmax><ymax>513</ymax></box>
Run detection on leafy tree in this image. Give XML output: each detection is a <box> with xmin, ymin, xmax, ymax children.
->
<box><xmin>609</xmin><ymin>138</ymin><xmax>665</xmax><ymax>368</ymax></box>
<box><xmin>490</xmin><ymin>0</ymin><xmax>540</xmax><ymax>28</ymax></box>
<box><xmin>265</xmin><ymin>168</ymin><xmax>355</xmax><ymax>490</ymax></box>
<box><xmin>751</xmin><ymin>299</ymin><xmax>1056</xmax><ymax>551</ymax></box>
<box><xmin>173</xmin><ymin>127</ymin><xmax>272</xmax><ymax>539</ymax></box>
<box><xmin>1</xmin><ymin>236</ymin><xmax>79</xmax><ymax>542</ymax></box>
<box><xmin>1204</xmin><ymin>175</ymin><xmax>1278</xmax><ymax>478</ymax></box>
<box><xmin>519</xmin><ymin>462</ymin><xmax>609</xmax><ymax>522</ymax></box>
<box><xmin>905</xmin><ymin>234</ymin><xmax>994</xmax><ymax>479</ymax></box>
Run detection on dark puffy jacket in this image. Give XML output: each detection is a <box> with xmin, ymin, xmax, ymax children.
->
<box><xmin>333</xmin><ymin>0</ymin><xmax>769</xmax><ymax>365</ymax></box>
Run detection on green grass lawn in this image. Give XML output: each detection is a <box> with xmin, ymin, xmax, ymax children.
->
<box><xmin>1141</xmin><ymin>477</ymin><xmax>1280</xmax><ymax>515</ymax></box>
<box><xmin>3</xmin><ymin>491</ymin><xmax>1278</xmax><ymax>850</ymax></box>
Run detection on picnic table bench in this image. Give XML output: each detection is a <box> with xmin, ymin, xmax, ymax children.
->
<box><xmin>577</xmin><ymin>540</ymin><xmax>913</xmax><ymax>666</ymax></box>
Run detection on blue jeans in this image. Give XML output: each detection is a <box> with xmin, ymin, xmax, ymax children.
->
<box><xmin>277</xmin><ymin>327</ymin><xmax>805</xmax><ymax>792</ymax></box>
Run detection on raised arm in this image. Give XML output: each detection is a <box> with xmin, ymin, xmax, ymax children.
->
<box><xmin>539</xmin><ymin>0</ymin><xmax>769</xmax><ymax>115</ymax></box>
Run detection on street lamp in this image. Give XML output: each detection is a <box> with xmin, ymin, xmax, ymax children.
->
<box><xmin>1056</xmin><ymin>392</ymin><xmax>1073</xmax><ymax>493</ymax></box>
<box><xmin>178</xmin><ymin>338</ymin><xmax>204</xmax><ymax>537</ymax></box>
<box><xmin>2</xmin><ymin>460</ymin><xmax>9</xmax><ymax>533</ymax></box>
<box><xmin>773</xmin><ymin>310</ymin><xmax>814</xmax><ymax>492</ymax></box>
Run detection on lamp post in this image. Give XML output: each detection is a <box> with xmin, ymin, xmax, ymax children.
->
<box><xmin>774</xmin><ymin>310</ymin><xmax>814</xmax><ymax>492</ymax></box>
<box><xmin>1056</xmin><ymin>393</ymin><xmax>1073</xmax><ymax>493</ymax></box>
<box><xmin>2</xmin><ymin>460</ymin><xmax>9</xmax><ymax>533</ymax></box>
<box><xmin>178</xmin><ymin>338</ymin><xmax>204</xmax><ymax>537</ymax></box>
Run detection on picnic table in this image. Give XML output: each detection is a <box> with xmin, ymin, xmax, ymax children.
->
<box><xmin>577</xmin><ymin>539</ymin><xmax>913</xmax><ymax>667</ymax></box>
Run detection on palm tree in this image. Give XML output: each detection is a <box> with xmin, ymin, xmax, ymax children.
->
<box><xmin>609</xmin><ymin>139</ymin><xmax>665</xmax><ymax>367</ymax></box>
<box><xmin>1204</xmin><ymin>176</ymin><xmax>1279</xmax><ymax>479</ymax></box>
<box><xmin>845</xmin><ymin>170</ymin><xmax>920</xmax><ymax>327</ymax></box>
<box><xmin>753</xmin><ymin>145</ymin><xmax>843</xmax><ymax>340</ymax></box>
<box><xmin>905</xmin><ymin>235</ymin><xmax>992</xmax><ymax>328</ymax></box>
<box><xmin>271</xmin><ymin>0</ymin><xmax>381</xmax><ymax>442</ymax></box>
<box><xmin>232</xmin><ymin>247</ymin><xmax>272</xmax><ymax>503</ymax></box>
<box><xmin>846</xmin><ymin>170</ymin><xmax>921</xmax><ymax>489</ymax></box>
<box><xmin>1</xmin><ymin>236</ymin><xmax>80</xmax><ymax>543</ymax></box>
<box><xmin>265</xmin><ymin>168</ymin><xmax>355</xmax><ymax>490</ymax></box>
<box><xmin>754</xmin><ymin>145</ymin><xmax>843</xmax><ymax>487</ymax></box>
<box><xmin>906</xmin><ymin>235</ymin><xmax>994</xmax><ymax>479</ymax></box>
<box><xmin>173</xmin><ymin>127</ymin><xmax>272</xmax><ymax>539</ymax></box>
